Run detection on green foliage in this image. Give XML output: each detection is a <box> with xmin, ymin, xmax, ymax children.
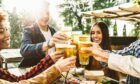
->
<box><xmin>60</xmin><ymin>0</ymin><xmax>117</xmax><ymax>34</ymax></box>
<box><xmin>9</xmin><ymin>11</ymin><xmax>22</xmax><ymax>48</ymax></box>
<box><xmin>130</xmin><ymin>22</ymin><xmax>140</xmax><ymax>37</ymax></box>
<box><xmin>93</xmin><ymin>0</ymin><xmax>117</xmax><ymax>26</ymax></box>
<box><xmin>59</xmin><ymin>0</ymin><xmax>91</xmax><ymax>34</ymax></box>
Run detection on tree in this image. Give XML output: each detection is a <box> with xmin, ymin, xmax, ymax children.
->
<box><xmin>59</xmin><ymin>0</ymin><xmax>91</xmax><ymax>34</ymax></box>
<box><xmin>59</xmin><ymin>0</ymin><xmax>118</xmax><ymax>34</ymax></box>
<box><xmin>8</xmin><ymin>9</ymin><xmax>22</xmax><ymax>48</ymax></box>
<box><xmin>92</xmin><ymin>0</ymin><xmax>118</xmax><ymax>26</ymax></box>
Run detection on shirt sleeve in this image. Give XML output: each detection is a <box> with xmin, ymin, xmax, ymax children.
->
<box><xmin>108</xmin><ymin>53</ymin><xmax>140</xmax><ymax>78</ymax></box>
<box><xmin>113</xmin><ymin>40</ymin><xmax>140</xmax><ymax>57</ymax></box>
<box><xmin>0</xmin><ymin>65</ymin><xmax>61</xmax><ymax>84</ymax></box>
<box><xmin>20</xmin><ymin>28</ymin><xmax>45</xmax><ymax>59</ymax></box>
<box><xmin>0</xmin><ymin>55</ymin><xmax>54</xmax><ymax>82</ymax></box>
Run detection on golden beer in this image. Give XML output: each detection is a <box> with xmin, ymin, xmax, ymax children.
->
<box><xmin>65</xmin><ymin>45</ymin><xmax>76</xmax><ymax>58</ymax></box>
<box><xmin>72</xmin><ymin>31</ymin><xmax>82</xmax><ymax>44</ymax></box>
<box><xmin>79</xmin><ymin>35</ymin><xmax>90</xmax><ymax>42</ymax></box>
<box><xmin>61</xmin><ymin>27</ymin><xmax>72</xmax><ymax>40</ymax></box>
<box><xmin>56</xmin><ymin>44</ymin><xmax>76</xmax><ymax>58</ymax></box>
<box><xmin>78</xmin><ymin>42</ymin><xmax>92</xmax><ymax>65</ymax></box>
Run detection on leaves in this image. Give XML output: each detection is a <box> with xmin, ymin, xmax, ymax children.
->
<box><xmin>60</xmin><ymin>0</ymin><xmax>117</xmax><ymax>34</ymax></box>
<box><xmin>9</xmin><ymin>12</ymin><xmax>22</xmax><ymax>48</ymax></box>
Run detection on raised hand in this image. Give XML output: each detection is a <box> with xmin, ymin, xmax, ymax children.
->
<box><xmin>55</xmin><ymin>56</ymin><xmax>76</xmax><ymax>72</ymax></box>
<box><xmin>50</xmin><ymin>51</ymin><xmax>65</xmax><ymax>62</ymax></box>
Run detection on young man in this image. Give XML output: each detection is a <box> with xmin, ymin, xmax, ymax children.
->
<box><xmin>20</xmin><ymin>1</ymin><xmax>68</xmax><ymax>67</ymax></box>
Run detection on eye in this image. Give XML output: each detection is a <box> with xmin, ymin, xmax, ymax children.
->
<box><xmin>91</xmin><ymin>31</ymin><xmax>95</xmax><ymax>35</ymax></box>
<box><xmin>0</xmin><ymin>28</ymin><xmax>5</xmax><ymax>34</ymax></box>
<box><xmin>0</xmin><ymin>27</ymin><xmax>9</xmax><ymax>34</ymax></box>
<box><xmin>97</xmin><ymin>31</ymin><xmax>101</xmax><ymax>34</ymax></box>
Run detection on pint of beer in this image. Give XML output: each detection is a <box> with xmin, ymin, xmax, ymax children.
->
<box><xmin>72</xmin><ymin>31</ymin><xmax>82</xmax><ymax>44</ymax></box>
<box><xmin>61</xmin><ymin>27</ymin><xmax>72</xmax><ymax>40</ymax></box>
<box><xmin>79</xmin><ymin>35</ymin><xmax>90</xmax><ymax>42</ymax></box>
<box><xmin>56</xmin><ymin>44</ymin><xmax>76</xmax><ymax>58</ymax></box>
<box><xmin>78</xmin><ymin>41</ymin><xmax>92</xmax><ymax>65</ymax></box>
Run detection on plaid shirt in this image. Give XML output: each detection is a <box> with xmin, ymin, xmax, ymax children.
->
<box><xmin>115</xmin><ymin>40</ymin><xmax>140</xmax><ymax>84</ymax></box>
<box><xmin>0</xmin><ymin>55</ymin><xmax>54</xmax><ymax>82</ymax></box>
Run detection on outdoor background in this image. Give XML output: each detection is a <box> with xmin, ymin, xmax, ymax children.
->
<box><xmin>0</xmin><ymin>0</ymin><xmax>139</xmax><ymax>48</ymax></box>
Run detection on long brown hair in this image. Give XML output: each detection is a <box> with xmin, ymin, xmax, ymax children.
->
<box><xmin>90</xmin><ymin>22</ymin><xmax>111</xmax><ymax>50</ymax></box>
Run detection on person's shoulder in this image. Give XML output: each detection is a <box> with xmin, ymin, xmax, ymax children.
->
<box><xmin>49</xmin><ymin>26</ymin><xmax>55</xmax><ymax>30</ymax></box>
<box><xmin>24</xmin><ymin>23</ymin><xmax>37</xmax><ymax>31</ymax></box>
<box><xmin>48</xmin><ymin>26</ymin><xmax>56</xmax><ymax>33</ymax></box>
<box><xmin>133</xmin><ymin>40</ymin><xmax>140</xmax><ymax>44</ymax></box>
<box><xmin>130</xmin><ymin>40</ymin><xmax>140</xmax><ymax>47</ymax></box>
<box><xmin>23</xmin><ymin>25</ymin><xmax>35</xmax><ymax>34</ymax></box>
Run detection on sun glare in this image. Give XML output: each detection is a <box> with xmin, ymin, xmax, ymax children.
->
<box><xmin>2</xmin><ymin>0</ymin><xmax>48</xmax><ymax>18</ymax></box>
<box><xmin>2</xmin><ymin>0</ymin><xmax>65</xmax><ymax>28</ymax></box>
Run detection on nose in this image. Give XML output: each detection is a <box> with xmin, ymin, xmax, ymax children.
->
<box><xmin>92</xmin><ymin>33</ymin><xmax>98</xmax><ymax>38</ymax></box>
<box><xmin>4</xmin><ymin>30</ymin><xmax>11</xmax><ymax>38</ymax></box>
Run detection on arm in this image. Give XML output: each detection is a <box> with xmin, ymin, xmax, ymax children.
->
<box><xmin>0</xmin><ymin>65</ymin><xmax>61</xmax><ymax>84</ymax></box>
<box><xmin>108</xmin><ymin>53</ymin><xmax>140</xmax><ymax>78</ymax></box>
<box><xmin>17</xmin><ymin>51</ymin><xmax>64</xmax><ymax>81</ymax></box>
<box><xmin>0</xmin><ymin>55</ymin><xmax>54</xmax><ymax>82</ymax></box>
<box><xmin>0</xmin><ymin>56</ymin><xmax>76</xmax><ymax>84</ymax></box>
<box><xmin>91</xmin><ymin>43</ymin><xmax>140</xmax><ymax>78</ymax></box>
<box><xmin>114</xmin><ymin>40</ymin><xmax>140</xmax><ymax>56</ymax></box>
<box><xmin>20</xmin><ymin>28</ymin><xmax>45</xmax><ymax>59</ymax></box>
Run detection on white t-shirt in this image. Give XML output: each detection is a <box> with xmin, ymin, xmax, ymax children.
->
<box><xmin>40</xmin><ymin>28</ymin><xmax>55</xmax><ymax>54</ymax></box>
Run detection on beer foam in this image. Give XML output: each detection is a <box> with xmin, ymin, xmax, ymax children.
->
<box><xmin>78</xmin><ymin>41</ymin><xmax>92</xmax><ymax>44</ymax></box>
<box><xmin>55</xmin><ymin>44</ymin><xmax>76</xmax><ymax>48</ymax></box>
<box><xmin>79</xmin><ymin>35</ymin><xmax>90</xmax><ymax>37</ymax></box>
<box><xmin>72</xmin><ymin>31</ymin><xmax>82</xmax><ymax>35</ymax></box>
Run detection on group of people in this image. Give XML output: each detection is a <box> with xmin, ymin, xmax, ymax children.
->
<box><xmin>0</xmin><ymin>5</ymin><xmax>76</xmax><ymax>84</ymax></box>
<box><xmin>0</xmin><ymin>1</ymin><xmax>140</xmax><ymax>84</ymax></box>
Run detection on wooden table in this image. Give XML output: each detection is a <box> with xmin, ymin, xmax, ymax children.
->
<box><xmin>0</xmin><ymin>49</ymin><xmax>23</xmax><ymax>69</ymax></box>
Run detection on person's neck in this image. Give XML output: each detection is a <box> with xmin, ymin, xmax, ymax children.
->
<box><xmin>37</xmin><ymin>23</ymin><xmax>49</xmax><ymax>32</ymax></box>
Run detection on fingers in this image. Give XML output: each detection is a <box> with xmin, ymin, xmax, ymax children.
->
<box><xmin>64</xmin><ymin>56</ymin><xmax>76</xmax><ymax>67</ymax></box>
<box><xmin>53</xmin><ymin>33</ymin><xmax>68</xmax><ymax>40</ymax></box>
<box><xmin>53</xmin><ymin>38</ymin><xmax>67</xmax><ymax>44</ymax></box>
<box><xmin>53</xmin><ymin>32</ymin><xmax>69</xmax><ymax>40</ymax></box>
<box><xmin>55</xmin><ymin>51</ymin><xmax>65</xmax><ymax>55</ymax></box>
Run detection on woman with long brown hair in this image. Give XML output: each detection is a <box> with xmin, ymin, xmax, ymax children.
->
<box><xmin>86</xmin><ymin>22</ymin><xmax>119</xmax><ymax>83</ymax></box>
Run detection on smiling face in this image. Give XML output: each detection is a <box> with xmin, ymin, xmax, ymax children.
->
<box><xmin>0</xmin><ymin>10</ymin><xmax>11</xmax><ymax>50</ymax></box>
<box><xmin>91</xmin><ymin>25</ymin><xmax>102</xmax><ymax>44</ymax></box>
<box><xmin>0</xmin><ymin>27</ymin><xmax>10</xmax><ymax>49</ymax></box>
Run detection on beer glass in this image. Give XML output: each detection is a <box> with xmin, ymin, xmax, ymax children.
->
<box><xmin>72</xmin><ymin>31</ymin><xmax>82</xmax><ymax>45</ymax></box>
<box><xmin>78</xmin><ymin>41</ymin><xmax>92</xmax><ymax>65</ymax></box>
<box><xmin>61</xmin><ymin>27</ymin><xmax>72</xmax><ymax>44</ymax></box>
<box><xmin>56</xmin><ymin>43</ymin><xmax>76</xmax><ymax>83</ymax></box>
<box><xmin>56</xmin><ymin>44</ymin><xmax>76</xmax><ymax>58</ymax></box>
<box><xmin>79</xmin><ymin>35</ymin><xmax>90</xmax><ymax>42</ymax></box>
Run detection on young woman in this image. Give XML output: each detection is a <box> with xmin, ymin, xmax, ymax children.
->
<box><xmin>86</xmin><ymin>22</ymin><xmax>119</xmax><ymax>82</ymax></box>
<box><xmin>0</xmin><ymin>9</ymin><xmax>76</xmax><ymax>84</ymax></box>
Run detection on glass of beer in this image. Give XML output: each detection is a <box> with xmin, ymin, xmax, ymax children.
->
<box><xmin>56</xmin><ymin>43</ymin><xmax>76</xmax><ymax>58</ymax></box>
<box><xmin>79</xmin><ymin>35</ymin><xmax>90</xmax><ymax>42</ymax></box>
<box><xmin>72</xmin><ymin>31</ymin><xmax>82</xmax><ymax>45</ymax></box>
<box><xmin>61</xmin><ymin>27</ymin><xmax>72</xmax><ymax>44</ymax></box>
<box><xmin>56</xmin><ymin>43</ymin><xmax>76</xmax><ymax>83</ymax></box>
<box><xmin>78</xmin><ymin>41</ymin><xmax>92</xmax><ymax>65</ymax></box>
